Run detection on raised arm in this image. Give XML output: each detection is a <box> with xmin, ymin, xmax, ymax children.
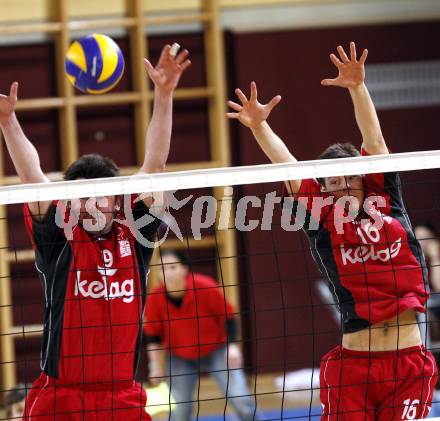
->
<box><xmin>139</xmin><ymin>44</ymin><xmax>191</xmax><ymax>175</ymax></box>
<box><xmin>321</xmin><ymin>42</ymin><xmax>388</xmax><ymax>156</ymax></box>
<box><xmin>227</xmin><ymin>81</ymin><xmax>301</xmax><ymax>193</ymax></box>
<box><xmin>0</xmin><ymin>82</ymin><xmax>51</xmax><ymax>218</ymax></box>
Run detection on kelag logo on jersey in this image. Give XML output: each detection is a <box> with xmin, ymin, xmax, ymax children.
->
<box><xmin>339</xmin><ymin>219</ymin><xmax>402</xmax><ymax>266</ymax></box>
<box><xmin>74</xmin><ymin>249</ymin><xmax>135</xmax><ymax>303</ymax></box>
<box><xmin>340</xmin><ymin>238</ymin><xmax>402</xmax><ymax>266</ymax></box>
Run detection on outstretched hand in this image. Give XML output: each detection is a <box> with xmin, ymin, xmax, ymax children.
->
<box><xmin>321</xmin><ymin>42</ymin><xmax>368</xmax><ymax>89</ymax></box>
<box><xmin>144</xmin><ymin>44</ymin><xmax>191</xmax><ymax>93</ymax></box>
<box><xmin>0</xmin><ymin>82</ymin><xmax>18</xmax><ymax>125</ymax></box>
<box><xmin>226</xmin><ymin>81</ymin><xmax>281</xmax><ymax>130</ymax></box>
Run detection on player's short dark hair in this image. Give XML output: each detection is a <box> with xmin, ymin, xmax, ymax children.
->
<box><xmin>64</xmin><ymin>154</ymin><xmax>120</xmax><ymax>181</ymax></box>
<box><xmin>161</xmin><ymin>249</ymin><xmax>191</xmax><ymax>268</ymax></box>
<box><xmin>317</xmin><ymin>142</ymin><xmax>360</xmax><ymax>185</ymax></box>
<box><xmin>417</xmin><ymin>221</ymin><xmax>438</xmax><ymax>236</ymax></box>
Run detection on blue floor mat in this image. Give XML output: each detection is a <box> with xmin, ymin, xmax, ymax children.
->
<box><xmin>197</xmin><ymin>407</ymin><xmax>321</xmax><ymax>420</ymax></box>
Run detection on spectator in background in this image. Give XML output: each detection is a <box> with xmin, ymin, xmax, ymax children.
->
<box><xmin>144</xmin><ymin>249</ymin><xmax>263</xmax><ymax>421</ymax></box>
<box><xmin>5</xmin><ymin>383</ymin><xmax>31</xmax><ymax>420</ymax></box>
<box><xmin>415</xmin><ymin>223</ymin><xmax>440</xmax><ymax>419</ymax></box>
<box><xmin>415</xmin><ymin>223</ymin><xmax>440</xmax><ymax>292</ymax></box>
<box><xmin>414</xmin><ymin>223</ymin><xmax>440</xmax><ymax>344</ymax></box>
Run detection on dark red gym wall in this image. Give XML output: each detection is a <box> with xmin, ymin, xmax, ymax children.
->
<box><xmin>2</xmin><ymin>20</ymin><xmax>440</xmax><ymax>382</ymax></box>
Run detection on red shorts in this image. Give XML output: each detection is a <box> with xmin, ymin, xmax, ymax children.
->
<box><xmin>23</xmin><ymin>373</ymin><xmax>151</xmax><ymax>421</ymax></box>
<box><xmin>320</xmin><ymin>345</ymin><xmax>438</xmax><ymax>420</ymax></box>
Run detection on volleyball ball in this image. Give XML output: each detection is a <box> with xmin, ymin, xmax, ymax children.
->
<box><xmin>65</xmin><ymin>34</ymin><xmax>125</xmax><ymax>94</ymax></box>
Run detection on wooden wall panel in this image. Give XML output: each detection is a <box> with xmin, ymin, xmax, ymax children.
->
<box><xmin>167</xmin><ymin>99</ymin><xmax>211</xmax><ymax>164</ymax></box>
<box><xmin>5</xmin><ymin>111</ymin><xmax>61</xmax><ymax>175</ymax></box>
<box><xmin>6</xmin><ymin>204</ymin><xmax>33</xmax><ymax>250</ymax></box>
<box><xmin>148</xmin><ymin>34</ymin><xmax>211</xmax><ymax>164</ymax></box>
<box><xmin>0</xmin><ymin>43</ymin><xmax>56</xmax><ymax>99</ymax></box>
<box><xmin>10</xmin><ymin>262</ymin><xmax>44</xmax><ymax>328</ymax></box>
<box><xmin>0</xmin><ymin>39</ymin><xmax>59</xmax><ymax>177</ymax></box>
<box><xmin>76</xmin><ymin>105</ymin><xmax>137</xmax><ymax>167</ymax></box>
<box><xmin>14</xmin><ymin>337</ymin><xmax>42</xmax><ymax>386</ymax></box>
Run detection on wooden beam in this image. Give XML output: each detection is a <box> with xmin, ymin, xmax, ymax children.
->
<box><xmin>148</xmin><ymin>236</ymin><xmax>219</xmax><ymax>290</ymax></box>
<box><xmin>3</xmin><ymin>171</ymin><xmax>63</xmax><ymax>186</ymax></box>
<box><xmin>73</xmin><ymin>92</ymin><xmax>141</xmax><ymax>107</ymax></box>
<box><xmin>55</xmin><ymin>0</ymin><xmax>78</xmax><ymax>170</ymax></box>
<box><xmin>0</xmin><ymin>135</ymin><xmax>17</xmax><ymax>389</ymax></box>
<box><xmin>126</xmin><ymin>0</ymin><xmax>150</xmax><ymax>167</ymax></box>
<box><xmin>13</xmin><ymin>88</ymin><xmax>213</xmax><ymax>113</ymax></box>
<box><xmin>6</xmin><ymin>249</ymin><xmax>35</xmax><ymax>263</ymax></box>
<box><xmin>0</xmin><ymin>22</ymin><xmax>61</xmax><ymax>34</ymax></box>
<box><xmin>161</xmin><ymin>236</ymin><xmax>218</xmax><ymax>250</ymax></box>
<box><xmin>15</xmin><ymin>97</ymin><xmax>65</xmax><ymax>111</ymax></box>
<box><xmin>68</xmin><ymin>17</ymin><xmax>136</xmax><ymax>31</ymax></box>
<box><xmin>2</xmin><ymin>160</ymin><xmax>221</xmax><ymax>186</ymax></box>
<box><xmin>172</xmin><ymin>87</ymin><xmax>214</xmax><ymax>100</ymax></box>
<box><xmin>143</xmin><ymin>13</ymin><xmax>211</xmax><ymax>25</ymax></box>
<box><xmin>8</xmin><ymin>324</ymin><xmax>44</xmax><ymax>338</ymax></box>
<box><xmin>202</xmin><ymin>0</ymin><xmax>240</xmax><ymax>313</ymax></box>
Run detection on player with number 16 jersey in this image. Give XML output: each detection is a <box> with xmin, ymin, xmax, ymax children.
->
<box><xmin>227</xmin><ymin>41</ymin><xmax>438</xmax><ymax>420</ymax></box>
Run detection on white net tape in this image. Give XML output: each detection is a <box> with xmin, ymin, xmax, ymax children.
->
<box><xmin>1</xmin><ymin>150</ymin><xmax>440</xmax><ymax>205</ymax></box>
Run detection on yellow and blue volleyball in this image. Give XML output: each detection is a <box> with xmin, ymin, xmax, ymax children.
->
<box><xmin>65</xmin><ymin>34</ymin><xmax>125</xmax><ymax>94</ymax></box>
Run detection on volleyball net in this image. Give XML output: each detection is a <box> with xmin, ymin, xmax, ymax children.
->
<box><xmin>1</xmin><ymin>150</ymin><xmax>440</xmax><ymax>420</ymax></box>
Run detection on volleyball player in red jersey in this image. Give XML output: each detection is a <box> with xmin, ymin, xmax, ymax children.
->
<box><xmin>0</xmin><ymin>44</ymin><xmax>191</xmax><ymax>420</ymax></box>
<box><xmin>227</xmin><ymin>42</ymin><xmax>438</xmax><ymax>420</ymax></box>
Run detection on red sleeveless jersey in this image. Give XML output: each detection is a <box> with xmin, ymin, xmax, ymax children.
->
<box><xmin>286</xmin><ymin>150</ymin><xmax>428</xmax><ymax>333</ymax></box>
<box><xmin>24</xmin><ymin>197</ymin><xmax>161</xmax><ymax>384</ymax></box>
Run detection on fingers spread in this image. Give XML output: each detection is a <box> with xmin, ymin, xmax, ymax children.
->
<box><xmin>235</xmin><ymin>88</ymin><xmax>248</xmax><ymax>105</ymax></box>
<box><xmin>359</xmin><ymin>48</ymin><xmax>368</xmax><ymax>64</ymax></box>
<box><xmin>159</xmin><ymin>44</ymin><xmax>171</xmax><ymax>63</ymax></box>
<box><xmin>227</xmin><ymin>100</ymin><xmax>243</xmax><ymax>112</ymax></box>
<box><xmin>337</xmin><ymin>45</ymin><xmax>350</xmax><ymax>63</ymax></box>
<box><xmin>330</xmin><ymin>53</ymin><xmax>343</xmax><ymax>68</ymax></box>
<box><xmin>250</xmin><ymin>81</ymin><xmax>257</xmax><ymax>102</ymax></box>
<box><xmin>10</xmin><ymin>81</ymin><xmax>18</xmax><ymax>98</ymax></box>
<box><xmin>175</xmin><ymin>49</ymin><xmax>189</xmax><ymax>65</ymax></box>
<box><xmin>350</xmin><ymin>41</ymin><xmax>357</xmax><ymax>62</ymax></box>
<box><xmin>226</xmin><ymin>112</ymin><xmax>239</xmax><ymax>119</ymax></box>
<box><xmin>143</xmin><ymin>59</ymin><xmax>155</xmax><ymax>76</ymax></box>
<box><xmin>321</xmin><ymin>78</ymin><xmax>337</xmax><ymax>86</ymax></box>
<box><xmin>143</xmin><ymin>58</ymin><xmax>153</xmax><ymax>70</ymax></box>
<box><xmin>180</xmin><ymin>59</ymin><xmax>192</xmax><ymax>71</ymax></box>
<box><xmin>267</xmin><ymin>95</ymin><xmax>281</xmax><ymax>110</ymax></box>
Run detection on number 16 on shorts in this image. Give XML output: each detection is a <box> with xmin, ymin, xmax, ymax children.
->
<box><xmin>402</xmin><ymin>399</ymin><xmax>420</xmax><ymax>420</ymax></box>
